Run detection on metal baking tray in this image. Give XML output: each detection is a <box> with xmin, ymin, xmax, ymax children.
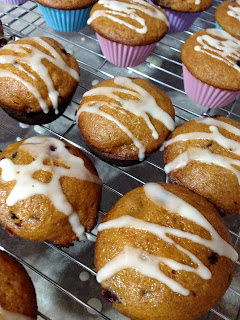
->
<box><xmin>0</xmin><ymin>1</ymin><xmax>239</xmax><ymax>319</ymax></box>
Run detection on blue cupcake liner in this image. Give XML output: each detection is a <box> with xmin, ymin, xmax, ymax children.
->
<box><xmin>216</xmin><ymin>21</ymin><xmax>223</xmax><ymax>30</ymax></box>
<box><xmin>37</xmin><ymin>4</ymin><xmax>92</xmax><ymax>32</ymax></box>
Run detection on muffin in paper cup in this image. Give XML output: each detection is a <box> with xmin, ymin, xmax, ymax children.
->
<box><xmin>215</xmin><ymin>0</ymin><xmax>240</xmax><ymax>40</ymax></box>
<box><xmin>96</xmin><ymin>33</ymin><xmax>157</xmax><ymax>67</ymax></box>
<box><xmin>181</xmin><ymin>29</ymin><xmax>240</xmax><ymax>109</ymax></box>
<box><xmin>0</xmin><ymin>0</ymin><xmax>28</xmax><ymax>4</ymax></box>
<box><xmin>35</xmin><ymin>0</ymin><xmax>97</xmax><ymax>32</ymax></box>
<box><xmin>88</xmin><ymin>0</ymin><xmax>169</xmax><ymax>67</ymax></box>
<box><xmin>149</xmin><ymin>0</ymin><xmax>212</xmax><ymax>32</ymax></box>
<box><xmin>183</xmin><ymin>65</ymin><xmax>240</xmax><ymax>108</ymax></box>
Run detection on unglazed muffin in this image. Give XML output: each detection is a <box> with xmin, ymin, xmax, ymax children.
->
<box><xmin>151</xmin><ymin>0</ymin><xmax>212</xmax><ymax>32</ymax></box>
<box><xmin>181</xmin><ymin>29</ymin><xmax>240</xmax><ymax>108</ymax></box>
<box><xmin>0</xmin><ymin>36</ymin><xmax>80</xmax><ymax>124</ymax></box>
<box><xmin>164</xmin><ymin>116</ymin><xmax>240</xmax><ymax>215</ymax></box>
<box><xmin>77</xmin><ymin>76</ymin><xmax>175</xmax><ymax>165</ymax></box>
<box><xmin>87</xmin><ymin>0</ymin><xmax>169</xmax><ymax>67</ymax></box>
<box><xmin>95</xmin><ymin>183</ymin><xmax>238</xmax><ymax>320</ymax></box>
<box><xmin>0</xmin><ymin>136</ymin><xmax>102</xmax><ymax>246</ymax></box>
<box><xmin>0</xmin><ymin>250</ymin><xmax>37</xmax><ymax>319</ymax></box>
<box><xmin>215</xmin><ymin>0</ymin><xmax>240</xmax><ymax>40</ymax></box>
<box><xmin>35</xmin><ymin>0</ymin><xmax>97</xmax><ymax>32</ymax></box>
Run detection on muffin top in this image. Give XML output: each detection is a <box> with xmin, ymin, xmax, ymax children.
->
<box><xmin>152</xmin><ymin>0</ymin><xmax>212</xmax><ymax>12</ymax></box>
<box><xmin>95</xmin><ymin>183</ymin><xmax>237</xmax><ymax>320</ymax></box>
<box><xmin>181</xmin><ymin>29</ymin><xmax>240</xmax><ymax>91</ymax></box>
<box><xmin>0</xmin><ymin>136</ymin><xmax>102</xmax><ymax>245</ymax></box>
<box><xmin>0</xmin><ymin>37</ymin><xmax>80</xmax><ymax>113</ymax></box>
<box><xmin>164</xmin><ymin>116</ymin><xmax>240</xmax><ymax>214</ymax></box>
<box><xmin>215</xmin><ymin>0</ymin><xmax>240</xmax><ymax>40</ymax></box>
<box><xmin>88</xmin><ymin>0</ymin><xmax>169</xmax><ymax>46</ymax></box>
<box><xmin>77</xmin><ymin>76</ymin><xmax>175</xmax><ymax>162</ymax></box>
<box><xmin>0</xmin><ymin>250</ymin><xmax>37</xmax><ymax>319</ymax></box>
<box><xmin>35</xmin><ymin>0</ymin><xmax>97</xmax><ymax>10</ymax></box>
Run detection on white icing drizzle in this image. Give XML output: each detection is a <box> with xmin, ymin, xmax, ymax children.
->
<box><xmin>96</xmin><ymin>183</ymin><xmax>238</xmax><ymax>295</ymax></box>
<box><xmin>0</xmin><ymin>37</ymin><xmax>79</xmax><ymax>113</ymax></box>
<box><xmin>164</xmin><ymin>118</ymin><xmax>240</xmax><ymax>182</ymax></box>
<box><xmin>228</xmin><ymin>0</ymin><xmax>240</xmax><ymax>21</ymax></box>
<box><xmin>164</xmin><ymin>147</ymin><xmax>240</xmax><ymax>182</ymax></box>
<box><xmin>165</xmin><ymin>126</ymin><xmax>240</xmax><ymax>155</ymax></box>
<box><xmin>87</xmin><ymin>0</ymin><xmax>169</xmax><ymax>33</ymax></box>
<box><xmin>195</xmin><ymin>0</ymin><xmax>200</xmax><ymax>4</ymax></box>
<box><xmin>0</xmin><ymin>305</ymin><xmax>34</xmax><ymax>320</ymax></box>
<box><xmin>77</xmin><ymin>76</ymin><xmax>174</xmax><ymax>161</ymax></box>
<box><xmin>194</xmin><ymin>28</ymin><xmax>240</xmax><ymax>72</ymax></box>
<box><xmin>0</xmin><ymin>137</ymin><xmax>101</xmax><ymax>240</ymax></box>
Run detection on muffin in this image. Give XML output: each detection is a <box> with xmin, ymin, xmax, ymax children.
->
<box><xmin>215</xmin><ymin>0</ymin><xmax>240</xmax><ymax>40</ymax></box>
<box><xmin>151</xmin><ymin>0</ymin><xmax>212</xmax><ymax>33</ymax></box>
<box><xmin>95</xmin><ymin>182</ymin><xmax>238</xmax><ymax>320</ymax></box>
<box><xmin>87</xmin><ymin>0</ymin><xmax>169</xmax><ymax>67</ymax></box>
<box><xmin>0</xmin><ymin>136</ymin><xmax>102</xmax><ymax>246</ymax></box>
<box><xmin>164</xmin><ymin>116</ymin><xmax>240</xmax><ymax>215</ymax></box>
<box><xmin>0</xmin><ymin>36</ymin><xmax>80</xmax><ymax>124</ymax></box>
<box><xmin>181</xmin><ymin>28</ymin><xmax>240</xmax><ymax>108</ymax></box>
<box><xmin>0</xmin><ymin>250</ymin><xmax>37</xmax><ymax>319</ymax></box>
<box><xmin>77</xmin><ymin>76</ymin><xmax>175</xmax><ymax>165</ymax></box>
<box><xmin>35</xmin><ymin>0</ymin><xmax>97</xmax><ymax>32</ymax></box>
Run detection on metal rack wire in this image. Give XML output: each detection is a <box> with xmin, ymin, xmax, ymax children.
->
<box><xmin>0</xmin><ymin>1</ymin><xmax>239</xmax><ymax>319</ymax></box>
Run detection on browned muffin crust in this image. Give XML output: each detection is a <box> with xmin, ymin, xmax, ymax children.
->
<box><xmin>0</xmin><ymin>37</ymin><xmax>80</xmax><ymax>124</ymax></box>
<box><xmin>181</xmin><ymin>29</ymin><xmax>240</xmax><ymax>91</ymax></box>
<box><xmin>215</xmin><ymin>0</ymin><xmax>240</xmax><ymax>40</ymax></box>
<box><xmin>35</xmin><ymin>0</ymin><xmax>97</xmax><ymax>10</ymax></box>
<box><xmin>88</xmin><ymin>0</ymin><xmax>169</xmax><ymax>46</ymax></box>
<box><xmin>77</xmin><ymin>77</ymin><xmax>175</xmax><ymax>164</ymax></box>
<box><xmin>163</xmin><ymin>116</ymin><xmax>240</xmax><ymax>215</ymax></box>
<box><xmin>0</xmin><ymin>250</ymin><xmax>37</xmax><ymax>319</ymax></box>
<box><xmin>0</xmin><ymin>138</ymin><xmax>102</xmax><ymax>246</ymax></box>
<box><xmin>152</xmin><ymin>0</ymin><xmax>212</xmax><ymax>12</ymax></box>
<box><xmin>95</xmin><ymin>183</ymin><xmax>235</xmax><ymax>320</ymax></box>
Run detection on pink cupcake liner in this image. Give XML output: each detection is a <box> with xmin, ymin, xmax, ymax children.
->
<box><xmin>0</xmin><ymin>0</ymin><xmax>28</xmax><ymax>4</ymax></box>
<box><xmin>182</xmin><ymin>64</ymin><xmax>240</xmax><ymax>108</ymax></box>
<box><xmin>96</xmin><ymin>33</ymin><xmax>157</xmax><ymax>67</ymax></box>
<box><xmin>163</xmin><ymin>8</ymin><xmax>200</xmax><ymax>32</ymax></box>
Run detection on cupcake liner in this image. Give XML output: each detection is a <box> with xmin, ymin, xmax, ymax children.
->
<box><xmin>216</xmin><ymin>21</ymin><xmax>223</xmax><ymax>30</ymax></box>
<box><xmin>0</xmin><ymin>0</ymin><xmax>28</xmax><ymax>4</ymax></box>
<box><xmin>164</xmin><ymin>8</ymin><xmax>200</xmax><ymax>32</ymax></box>
<box><xmin>182</xmin><ymin>64</ymin><xmax>240</xmax><ymax>108</ymax></box>
<box><xmin>146</xmin><ymin>0</ymin><xmax>200</xmax><ymax>32</ymax></box>
<box><xmin>37</xmin><ymin>4</ymin><xmax>92</xmax><ymax>32</ymax></box>
<box><xmin>96</xmin><ymin>33</ymin><xmax>157</xmax><ymax>67</ymax></box>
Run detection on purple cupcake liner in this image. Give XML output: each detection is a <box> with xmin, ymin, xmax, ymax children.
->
<box><xmin>182</xmin><ymin>64</ymin><xmax>240</xmax><ymax>108</ymax></box>
<box><xmin>96</xmin><ymin>33</ymin><xmax>157</xmax><ymax>67</ymax></box>
<box><xmin>37</xmin><ymin>3</ymin><xmax>92</xmax><ymax>32</ymax></box>
<box><xmin>146</xmin><ymin>0</ymin><xmax>200</xmax><ymax>32</ymax></box>
<box><xmin>0</xmin><ymin>0</ymin><xmax>28</xmax><ymax>4</ymax></box>
<box><xmin>164</xmin><ymin>8</ymin><xmax>200</xmax><ymax>32</ymax></box>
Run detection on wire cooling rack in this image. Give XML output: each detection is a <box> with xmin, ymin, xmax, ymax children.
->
<box><xmin>0</xmin><ymin>1</ymin><xmax>240</xmax><ymax>319</ymax></box>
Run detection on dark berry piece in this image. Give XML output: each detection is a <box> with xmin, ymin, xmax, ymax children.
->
<box><xmin>208</xmin><ymin>252</ymin><xmax>218</xmax><ymax>265</ymax></box>
<box><xmin>50</xmin><ymin>145</ymin><xmax>57</xmax><ymax>151</ymax></box>
<box><xmin>12</xmin><ymin>152</ymin><xmax>18</xmax><ymax>158</ymax></box>
<box><xmin>102</xmin><ymin>289</ymin><xmax>121</xmax><ymax>304</ymax></box>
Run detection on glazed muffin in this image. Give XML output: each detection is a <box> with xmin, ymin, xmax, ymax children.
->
<box><xmin>181</xmin><ymin>29</ymin><xmax>240</xmax><ymax>108</ymax></box>
<box><xmin>215</xmin><ymin>0</ymin><xmax>240</xmax><ymax>40</ymax></box>
<box><xmin>0</xmin><ymin>136</ymin><xmax>102</xmax><ymax>246</ymax></box>
<box><xmin>87</xmin><ymin>0</ymin><xmax>169</xmax><ymax>67</ymax></box>
<box><xmin>0</xmin><ymin>36</ymin><xmax>80</xmax><ymax>124</ymax></box>
<box><xmin>164</xmin><ymin>116</ymin><xmax>240</xmax><ymax>215</ymax></box>
<box><xmin>95</xmin><ymin>183</ymin><xmax>238</xmax><ymax>320</ymax></box>
<box><xmin>151</xmin><ymin>0</ymin><xmax>212</xmax><ymax>32</ymax></box>
<box><xmin>35</xmin><ymin>0</ymin><xmax>97</xmax><ymax>32</ymax></box>
<box><xmin>77</xmin><ymin>76</ymin><xmax>175</xmax><ymax>165</ymax></box>
<box><xmin>0</xmin><ymin>250</ymin><xmax>37</xmax><ymax>319</ymax></box>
